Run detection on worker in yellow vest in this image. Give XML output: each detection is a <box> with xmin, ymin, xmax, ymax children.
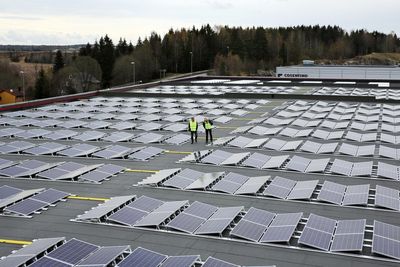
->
<box><xmin>188</xmin><ymin>117</ymin><xmax>198</xmax><ymax>144</ymax></box>
<box><xmin>203</xmin><ymin>117</ymin><xmax>214</xmax><ymax>144</ymax></box>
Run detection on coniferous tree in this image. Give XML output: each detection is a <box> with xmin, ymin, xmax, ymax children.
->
<box><xmin>34</xmin><ymin>68</ymin><xmax>50</xmax><ymax>99</ymax></box>
<box><xmin>53</xmin><ymin>50</ymin><xmax>64</xmax><ymax>73</ymax></box>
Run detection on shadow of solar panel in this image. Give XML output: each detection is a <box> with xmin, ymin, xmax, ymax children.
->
<box><xmin>30</xmin><ymin>188</ymin><xmax>69</xmax><ymax>204</ymax></box>
<box><xmin>46</xmin><ymin>238</ymin><xmax>98</xmax><ymax>265</ymax></box>
<box><xmin>76</xmin><ymin>245</ymin><xmax>129</xmax><ymax>266</ymax></box>
<box><xmin>159</xmin><ymin>255</ymin><xmax>199</xmax><ymax>267</ymax></box>
<box><xmin>4</xmin><ymin>198</ymin><xmax>48</xmax><ymax>216</ymax></box>
<box><xmin>29</xmin><ymin>256</ymin><xmax>71</xmax><ymax>267</ymax></box>
<box><xmin>202</xmin><ymin>256</ymin><xmax>239</xmax><ymax>267</ymax></box>
<box><xmin>118</xmin><ymin>247</ymin><xmax>167</xmax><ymax>267</ymax></box>
<box><xmin>0</xmin><ymin>185</ymin><xmax>22</xmax><ymax>199</ymax></box>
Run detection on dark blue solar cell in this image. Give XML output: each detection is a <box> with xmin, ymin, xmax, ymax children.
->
<box><xmin>46</xmin><ymin>238</ymin><xmax>98</xmax><ymax>264</ymax></box>
<box><xmin>118</xmin><ymin>247</ymin><xmax>167</xmax><ymax>267</ymax></box>
<box><xmin>160</xmin><ymin>255</ymin><xmax>199</xmax><ymax>267</ymax></box>
<box><xmin>29</xmin><ymin>256</ymin><xmax>71</xmax><ymax>267</ymax></box>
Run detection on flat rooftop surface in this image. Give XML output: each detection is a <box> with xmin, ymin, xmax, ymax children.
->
<box><xmin>0</xmin><ymin>80</ymin><xmax>399</xmax><ymax>266</ymax></box>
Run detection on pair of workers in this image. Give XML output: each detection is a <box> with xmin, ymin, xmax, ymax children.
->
<box><xmin>188</xmin><ymin>117</ymin><xmax>213</xmax><ymax>144</ymax></box>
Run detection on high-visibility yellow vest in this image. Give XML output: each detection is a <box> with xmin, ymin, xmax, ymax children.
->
<box><xmin>204</xmin><ymin>121</ymin><xmax>212</xmax><ymax>130</ymax></box>
<box><xmin>189</xmin><ymin>120</ymin><xmax>197</xmax><ymax>131</ymax></box>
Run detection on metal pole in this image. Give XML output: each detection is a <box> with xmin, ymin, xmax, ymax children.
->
<box><xmin>131</xmin><ymin>61</ymin><xmax>135</xmax><ymax>84</ymax></box>
<box><xmin>190</xmin><ymin>52</ymin><xmax>193</xmax><ymax>73</ymax></box>
<box><xmin>20</xmin><ymin>71</ymin><xmax>25</xmax><ymax>102</ymax></box>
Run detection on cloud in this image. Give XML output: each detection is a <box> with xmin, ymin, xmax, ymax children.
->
<box><xmin>206</xmin><ymin>0</ymin><xmax>234</xmax><ymax>9</ymax></box>
<box><xmin>0</xmin><ymin>15</ymin><xmax>42</xmax><ymax>21</ymax></box>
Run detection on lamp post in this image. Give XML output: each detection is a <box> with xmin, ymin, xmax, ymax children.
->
<box><xmin>130</xmin><ymin>61</ymin><xmax>135</xmax><ymax>84</ymax></box>
<box><xmin>19</xmin><ymin>71</ymin><xmax>25</xmax><ymax>102</ymax></box>
<box><xmin>189</xmin><ymin>51</ymin><xmax>193</xmax><ymax>73</ymax></box>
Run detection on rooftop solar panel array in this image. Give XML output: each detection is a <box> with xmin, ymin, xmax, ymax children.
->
<box><xmin>0</xmin><ymin>236</ymin><xmax>270</xmax><ymax>267</ymax></box>
<box><xmin>0</xmin><ymin>185</ymin><xmax>70</xmax><ymax>217</ymax></box>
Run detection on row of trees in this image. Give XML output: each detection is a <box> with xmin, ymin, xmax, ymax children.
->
<box><xmin>32</xmin><ymin>25</ymin><xmax>400</xmax><ymax>98</ymax></box>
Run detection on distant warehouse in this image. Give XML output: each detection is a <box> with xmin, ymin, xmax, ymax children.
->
<box><xmin>276</xmin><ymin>61</ymin><xmax>400</xmax><ymax>80</ymax></box>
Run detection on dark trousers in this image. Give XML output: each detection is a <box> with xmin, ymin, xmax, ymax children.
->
<box><xmin>205</xmin><ymin>129</ymin><xmax>213</xmax><ymax>143</ymax></box>
<box><xmin>190</xmin><ymin>131</ymin><xmax>197</xmax><ymax>143</ymax></box>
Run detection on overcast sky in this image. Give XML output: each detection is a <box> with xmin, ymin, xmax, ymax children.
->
<box><xmin>1</xmin><ymin>0</ymin><xmax>399</xmax><ymax>45</ymax></box>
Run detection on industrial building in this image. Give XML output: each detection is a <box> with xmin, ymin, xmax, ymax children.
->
<box><xmin>0</xmin><ymin>76</ymin><xmax>399</xmax><ymax>267</ymax></box>
<box><xmin>276</xmin><ymin>63</ymin><xmax>400</xmax><ymax>80</ymax></box>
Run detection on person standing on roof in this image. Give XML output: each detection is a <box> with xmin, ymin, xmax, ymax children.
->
<box><xmin>188</xmin><ymin>117</ymin><xmax>198</xmax><ymax>144</ymax></box>
<box><xmin>203</xmin><ymin>117</ymin><xmax>214</xmax><ymax>145</ymax></box>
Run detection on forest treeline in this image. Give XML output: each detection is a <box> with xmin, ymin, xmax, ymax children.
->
<box><xmin>79</xmin><ymin>24</ymin><xmax>400</xmax><ymax>85</ymax></box>
<box><xmin>2</xmin><ymin>25</ymin><xmax>400</xmax><ymax>98</ymax></box>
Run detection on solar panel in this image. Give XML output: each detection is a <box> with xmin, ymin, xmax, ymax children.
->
<box><xmin>0</xmin><ymin>141</ymin><xmax>35</xmax><ymax>154</ymax></box>
<box><xmin>0</xmin><ymin>185</ymin><xmax>22</xmax><ymax>199</ymax></box>
<box><xmin>230</xmin><ymin>207</ymin><xmax>275</xmax><ymax>242</ymax></box>
<box><xmin>47</xmin><ymin>238</ymin><xmax>98</xmax><ymax>265</ymax></box>
<box><xmin>211</xmin><ymin>172</ymin><xmax>249</xmax><ymax>194</ymax></box>
<box><xmin>30</xmin><ymin>188</ymin><xmax>70</xmax><ymax>204</ymax></box>
<box><xmin>129</xmin><ymin>146</ymin><xmax>164</xmax><ymax>160</ymax></box>
<box><xmin>167</xmin><ymin>212</ymin><xmax>206</xmax><ymax>233</ymax></box>
<box><xmin>298</xmin><ymin>214</ymin><xmax>336</xmax><ymax>251</ymax></box>
<box><xmin>377</xmin><ymin>162</ymin><xmax>399</xmax><ymax>180</ymax></box>
<box><xmin>57</xmin><ymin>143</ymin><xmax>100</xmax><ymax>157</ymax></box>
<box><xmin>0</xmin><ymin>159</ymin><xmax>52</xmax><ymax>177</ymax></box>
<box><xmin>108</xmin><ymin>206</ymin><xmax>149</xmax><ymax>226</ymax></box>
<box><xmin>133</xmin><ymin>133</ymin><xmax>164</xmax><ymax>143</ymax></box>
<box><xmin>136</xmin><ymin>122</ymin><xmax>163</xmax><ymax>131</ymax></box>
<box><xmin>0</xmin><ymin>158</ymin><xmax>15</xmax><ymax>170</ymax></box>
<box><xmin>375</xmin><ymin>185</ymin><xmax>400</xmax><ymax>211</ymax></box>
<box><xmin>23</xmin><ymin>142</ymin><xmax>68</xmax><ymax>155</ymax></box>
<box><xmin>372</xmin><ymin>220</ymin><xmax>400</xmax><ymax>260</ymax></box>
<box><xmin>72</xmin><ymin>130</ymin><xmax>106</xmax><ymax>141</ymax></box>
<box><xmin>317</xmin><ymin>181</ymin><xmax>346</xmax><ymax>205</ymax></box>
<box><xmin>4</xmin><ymin>198</ymin><xmax>48</xmax><ymax>216</ymax></box>
<box><xmin>76</xmin><ymin>245</ymin><xmax>129</xmax><ymax>266</ymax></box>
<box><xmin>29</xmin><ymin>256</ymin><xmax>71</xmax><ymax>267</ymax></box>
<box><xmin>342</xmin><ymin>184</ymin><xmax>370</xmax><ymax>206</ymax></box>
<box><xmin>202</xmin><ymin>257</ymin><xmax>239</xmax><ymax>267</ymax></box>
<box><xmin>235</xmin><ymin>176</ymin><xmax>269</xmax><ymax>195</ymax></box>
<box><xmin>159</xmin><ymin>255</ymin><xmax>199</xmax><ymax>267</ymax></box>
<box><xmin>260</xmin><ymin>212</ymin><xmax>303</xmax><ymax>243</ymax></box>
<box><xmin>331</xmin><ymin>219</ymin><xmax>366</xmax><ymax>252</ymax></box>
<box><xmin>43</xmin><ymin>129</ymin><xmax>78</xmax><ymax>140</ymax></box>
<box><xmin>92</xmin><ymin>145</ymin><xmax>132</xmax><ymax>159</ymax></box>
<box><xmin>263</xmin><ymin>177</ymin><xmax>296</xmax><ymax>199</ymax></box>
<box><xmin>248</xmin><ymin>126</ymin><xmax>282</xmax><ymax>136</ymax></box>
